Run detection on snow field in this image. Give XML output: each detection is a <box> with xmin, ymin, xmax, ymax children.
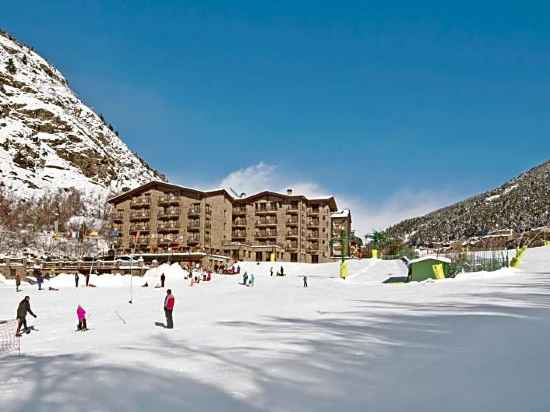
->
<box><xmin>1</xmin><ymin>249</ymin><xmax>550</xmax><ymax>411</ymax></box>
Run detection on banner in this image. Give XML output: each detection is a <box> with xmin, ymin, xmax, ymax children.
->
<box><xmin>340</xmin><ymin>260</ymin><xmax>348</xmax><ymax>279</ymax></box>
<box><xmin>432</xmin><ymin>264</ymin><xmax>445</xmax><ymax>279</ymax></box>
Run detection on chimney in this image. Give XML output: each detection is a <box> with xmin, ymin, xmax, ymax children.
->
<box><xmin>287</xmin><ymin>188</ymin><xmax>293</xmax><ymax>196</ymax></box>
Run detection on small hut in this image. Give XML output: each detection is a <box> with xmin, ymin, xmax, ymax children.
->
<box><xmin>408</xmin><ymin>256</ymin><xmax>451</xmax><ymax>282</ymax></box>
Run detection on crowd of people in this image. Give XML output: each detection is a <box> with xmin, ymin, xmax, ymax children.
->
<box><xmin>387</xmin><ymin>165</ymin><xmax>550</xmax><ymax>245</ymax></box>
<box><xmin>9</xmin><ymin>260</ymin><xmax>313</xmax><ymax>338</ymax></box>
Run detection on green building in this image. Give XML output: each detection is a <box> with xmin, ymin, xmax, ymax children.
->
<box><xmin>407</xmin><ymin>256</ymin><xmax>451</xmax><ymax>282</ymax></box>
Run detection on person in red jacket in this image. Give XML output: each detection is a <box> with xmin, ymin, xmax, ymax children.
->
<box><xmin>164</xmin><ymin>289</ymin><xmax>175</xmax><ymax>329</ymax></box>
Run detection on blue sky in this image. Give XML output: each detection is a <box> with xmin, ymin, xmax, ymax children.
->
<box><xmin>3</xmin><ymin>1</ymin><xmax>550</xmax><ymax>233</ymax></box>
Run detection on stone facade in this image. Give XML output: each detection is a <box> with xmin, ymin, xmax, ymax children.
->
<box><xmin>108</xmin><ymin>182</ymin><xmax>352</xmax><ymax>263</ymax></box>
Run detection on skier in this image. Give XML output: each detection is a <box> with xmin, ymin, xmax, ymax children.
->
<box><xmin>76</xmin><ymin>305</ymin><xmax>88</xmax><ymax>331</ymax></box>
<box><xmin>15</xmin><ymin>274</ymin><xmax>21</xmax><ymax>292</ymax></box>
<box><xmin>85</xmin><ymin>272</ymin><xmax>90</xmax><ymax>287</ymax></box>
<box><xmin>36</xmin><ymin>273</ymin><xmax>43</xmax><ymax>291</ymax></box>
<box><xmin>280</xmin><ymin>266</ymin><xmax>285</xmax><ymax>277</ymax></box>
<box><xmin>74</xmin><ymin>273</ymin><xmax>80</xmax><ymax>288</ymax></box>
<box><xmin>160</xmin><ymin>272</ymin><xmax>166</xmax><ymax>288</ymax></box>
<box><xmin>243</xmin><ymin>272</ymin><xmax>248</xmax><ymax>286</ymax></box>
<box><xmin>270</xmin><ymin>267</ymin><xmax>274</xmax><ymax>277</ymax></box>
<box><xmin>164</xmin><ymin>289</ymin><xmax>175</xmax><ymax>329</ymax></box>
<box><xmin>303</xmin><ymin>275</ymin><xmax>308</xmax><ymax>288</ymax></box>
<box><xmin>249</xmin><ymin>273</ymin><xmax>255</xmax><ymax>287</ymax></box>
<box><xmin>15</xmin><ymin>296</ymin><xmax>37</xmax><ymax>336</ymax></box>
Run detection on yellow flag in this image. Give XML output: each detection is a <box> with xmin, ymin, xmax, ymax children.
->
<box><xmin>432</xmin><ymin>264</ymin><xmax>445</xmax><ymax>279</ymax></box>
<box><xmin>372</xmin><ymin>249</ymin><xmax>378</xmax><ymax>259</ymax></box>
<box><xmin>340</xmin><ymin>260</ymin><xmax>349</xmax><ymax>279</ymax></box>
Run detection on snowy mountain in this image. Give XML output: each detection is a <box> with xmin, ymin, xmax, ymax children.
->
<box><xmin>0</xmin><ymin>30</ymin><xmax>165</xmax><ymax>200</ymax></box>
<box><xmin>386</xmin><ymin>160</ymin><xmax>550</xmax><ymax>244</ymax></box>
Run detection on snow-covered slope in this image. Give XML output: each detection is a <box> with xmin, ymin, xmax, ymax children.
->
<box><xmin>2</xmin><ymin>252</ymin><xmax>550</xmax><ymax>411</ymax></box>
<box><xmin>0</xmin><ymin>31</ymin><xmax>165</xmax><ymax>199</ymax></box>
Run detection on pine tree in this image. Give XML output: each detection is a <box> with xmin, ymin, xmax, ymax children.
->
<box><xmin>6</xmin><ymin>58</ymin><xmax>16</xmax><ymax>74</ymax></box>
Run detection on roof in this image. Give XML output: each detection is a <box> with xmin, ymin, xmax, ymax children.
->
<box><xmin>108</xmin><ymin>181</ymin><xmax>338</xmax><ymax>210</ymax></box>
<box><xmin>409</xmin><ymin>256</ymin><xmax>452</xmax><ymax>265</ymax></box>
<box><xmin>331</xmin><ymin>209</ymin><xmax>351</xmax><ymax>218</ymax></box>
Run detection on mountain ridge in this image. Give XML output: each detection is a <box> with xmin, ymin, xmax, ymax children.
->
<box><xmin>386</xmin><ymin>160</ymin><xmax>550</xmax><ymax>245</ymax></box>
<box><xmin>0</xmin><ymin>30</ymin><xmax>166</xmax><ymax>200</ymax></box>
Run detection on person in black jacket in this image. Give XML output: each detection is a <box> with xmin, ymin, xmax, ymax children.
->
<box><xmin>16</xmin><ymin>296</ymin><xmax>37</xmax><ymax>336</ymax></box>
<box><xmin>160</xmin><ymin>273</ymin><xmax>166</xmax><ymax>288</ymax></box>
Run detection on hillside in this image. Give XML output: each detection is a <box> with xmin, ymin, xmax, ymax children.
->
<box><xmin>386</xmin><ymin>160</ymin><xmax>550</xmax><ymax>245</ymax></box>
<box><xmin>0</xmin><ymin>30</ymin><xmax>165</xmax><ymax>200</ymax></box>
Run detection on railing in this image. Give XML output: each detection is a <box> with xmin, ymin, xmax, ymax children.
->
<box><xmin>130</xmin><ymin>211</ymin><xmax>151</xmax><ymax>221</ymax></box>
<box><xmin>187</xmin><ymin>222</ymin><xmax>201</xmax><ymax>231</ymax></box>
<box><xmin>157</xmin><ymin>222</ymin><xmax>180</xmax><ymax>231</ymax></box>
<box><xmin>130</xmin><ymin>223</ymin><xmax>151</xmax><ymax>232</ymax></box>
<box><xmin>307</xmin><ymin>233</ymin><xmax>319</xmax><ymax>239</ymax></box>
<box><xmin>232</xmin><ymin>232</ymin><xmax>247</xmax><ymax>239</ymax></box>
<box><xmin>307</xmin><ymin>220</ymin><xmax>320</xmax><ymax>227</ymax></box>
<box><xmin>158</xmin><ymin>237</ymin><xmax>177</xmax><ymax>245</ymax></box>
<box><xmin>130</xmin><ymin>197</ymin><xmax>151</xmax><ymax>207</ymax></box>
<box><xmin>307</xmin><ymin>209</ymin><xmax>320</xmax><ymax>215</ymax></box>
<box><xmin>287</xmin><ymin>218</ymin><xmax>299</xmax><ymax>225</ymax></box>
<box><xmin>308</xmin><ymin>244</ymin><xmax>320</xmax><ymax>251</ymax></box>
<box><xmin>286</xmin><ymin>231</ymin><xmax>299</xmax><ymax>238</ymax></box>
<box><xmin>158</xmin><ymin>209</ymin><xmax>180</xmax><ymax>219</ymax></box>
<box><xmin>233</xmin><ymin>207</ymin><xmax>247</xmax><ymax>215</ymax></box>
<box><xmin>286</xmin><ymin>243</ymin><xmax>299</xmax><ymax>250</ymax></box>
<box><xmin>256</xmin><ymin>206</ymin><xmax>278</xmax><ymax>214</ymax></box>
<box><xmin>256</xmin><ymin>231</ymin><xmax>278</xmax><ymax>238</ymax></box>
<box><xmin>159</xmin><ymin>195</ymin><xmax>180</xmax><ymax>204</ymax></box>
<box><xmin>257</xmin><ymin>219</ymin><xmax>278</xmax><ymax>226</ymax></box>
<box><xmin>188</xmin><ymin>207</ymin><xmax>201</xmax><ymax>216</ymax></box>
<box><xmin>233</xmin><ymin>219</ymin><xmax>247</xmax><ymax>227</ymax></box>
<box><xmin>112</xmin><ymin>213</ymin><xmax>124</xmax><ymax>221</ymax></box>
<box><xmin>187</xmin><ymin>237</ymin><xmax>200</xmax><ymax>245</ymax></box>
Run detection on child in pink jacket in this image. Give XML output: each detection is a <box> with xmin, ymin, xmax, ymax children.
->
<box><xmin>77</xmin><ymin>305</ymin><xmax>88</xmax><ymax>331</ymax></box>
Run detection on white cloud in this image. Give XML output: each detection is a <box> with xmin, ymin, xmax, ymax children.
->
<box><xmin>212</xmin><ymin>162</ymin><xmax>460</xmax><ymax>237</ymax></box>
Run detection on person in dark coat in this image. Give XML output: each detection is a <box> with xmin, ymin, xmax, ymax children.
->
<box><xmin>164</xmin><ymin>289</ymin><xmax>175</xmax><ymax>329</ymax></box>
<box><xmin>16</xmin><ymin>274</ymin><xmax>21</xmax><ymax>292</ymax></box>
<box><xmin>85</xmin><ymin>272</ymin><xmax>90</xmax><ymax>287</ymax></box>
<box><xmin>280</xmin><ymin>266</ymin><xmax>285</xmax><ymax>276</ymax></box>
<box><xmin>36</xmin><ymin>273</ymin><xmax>43</xmax><ymax>291</ymax></box>
<box><xmin>16</xmin><ymin>296</ymin><xmax>37</xmax><ymax>336</ymax></box>
<box><xmin>160</xmin><ymin>273</ymin><xmax>166</xmax><ymax>288</ymax></box>
<box><xmin>75</xmin><ymin>273</ymin><xmax>80</xmax><ymax>288</ymax></box>
<box><xmin>303</xmin><ymin>275</ymin><xmax>308</xmax><ymax>288</ymax></box>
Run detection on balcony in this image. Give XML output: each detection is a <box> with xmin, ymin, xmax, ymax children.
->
<box><xmin>256</xmin><ymin>206</ymin><xmax>278</xmax><ymax>215</ymax></box>
<box><xmin>129</xmin><ymin>211</ymin><xmax>151</xmax><ymax>221</ymax></box>
<box><xmin>188</xmin><ymin>207</ymin><xmax>201</xmax><ymax>217</ymax></box>
<box><xmin>158</xmin><ymin>209</ymin><xmax>180</xmax><ymax>220</ymax></box>
<box><xmin>286</xmin><ymin>231</ymin><xmax>299</xmax><ymax>238</ymax></box>
<box><xmin>130</xmin><ymin>223</ymin><xmax>151</xmax><ymax>233</ymax></box>
<box><xmin>233</xmin><ymin>219</ymin><xmax>247</xmax><ymax>227</ymax></box>
<box><xmin>286</xmin><ymin>218</ymin><xmax>299</xmax><ymax>226</ymax></box>
<box><xmin>130</xmin><ymin>197</ymin><xmax>151</xmax><ymax>208</ymax></box>
<box><xmin>256</xmin><ymin>231</ymin><xmax>278</xmax><ymax>239</ymax></box>
<box><xmin>187</xmin><ymin>221</ymin><xmax>201</xmax><ymax>231</ymax></box>
<box><xmin>157</xmin><ymin>222</ymin><xmax>180</xmax><ymax>232</ymax></box>
<box><xmin>159</xmin><ymin>194</ymin><xmax>180</xmax><ymax>205</ymax></box>
<box><xmin>233</xmin><ymin>207</ymin><xmax>247</xmax><ymax>216</ymax></box>
<box><xmin>307</xmin><ymin>244</ymin><xmax>320</xmax><ymax>252</ymax></box>
<box><xmin>205</xmin><ymin>207</ymin><xmax>212</xmax><ymax>216</ymax></box>
<box><xmin>307</xmin><ymin>208</ymin><xmax>320</xmax><ymax>216</ymax></box>
<box><xmin>287</xmin><ymin>205</ymin><xmax>299</xmax><ymax>214</ymax></box>
<box><xmin>286</xmin><ymin>243</ymin><xmax>299</xmax><ymax>251</ymax></box>
<box><xmin>307</xmin><ymin>220</ymin><xmax>320</xmax><ymax>228</ymax></box>
<box><xmin>256</xmin><ymin>218</ymin><xmax>278</xmax><ymax>226</ymax></box>
<box><xmin>112</xmin><ymin>213</ymin><xmax>124</xmax><ymax>222</ymax></box>
<box><xmin>187</xmin><ymin>237</ymin><xmax>200</xmax><ymax>246</ymax></box>
<box><xmin>307</xmin><ymin>232</ymin><xmax>320</xmax><ymax>240</ymax></box>
<box><xmin>131</xmin><ymin>237</ymin><xmax>151</xmax><ymax>247</ymax></box>
<box><xmin>232</xmin><ymin>231</ymin><xmax>247</xmax><ymax>240</ymax></box>
<box><xmin>157</xmin><ymin>236</ymin><xmax>178</xmax><ymax>246</ymax></box>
